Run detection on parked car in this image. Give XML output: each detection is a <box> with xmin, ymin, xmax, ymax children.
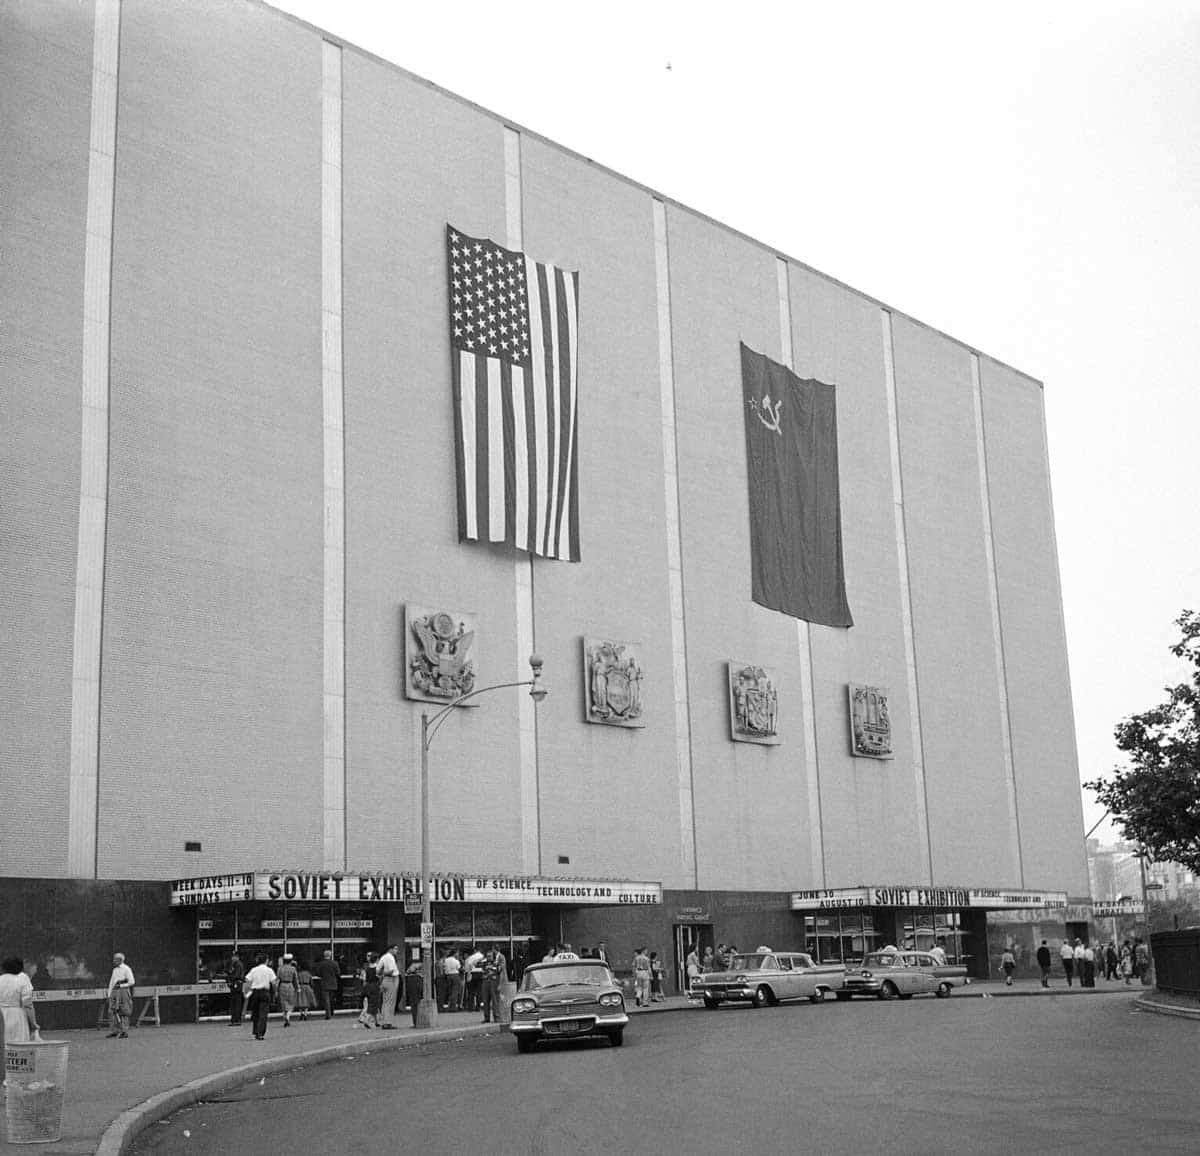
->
<box><xmin>508</xmin><ymin>956</ymin><xmax>629</xmax><ymax>1052</ymax></box>
<box><xmin>692</xmin><ymin>950</ymin><xmax>846</xmax><ymax>1008</ymax></box>
<box><xmin>838</xmin><ymin>950</ymin><xmax>970</xmax><ymax>1000</ymax></box>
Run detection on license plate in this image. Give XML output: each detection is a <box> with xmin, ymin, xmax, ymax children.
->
<box><xmin>545</xmin><ymin>1019</ymin><xmax>586</xmax><ymax>1035</ymax></box>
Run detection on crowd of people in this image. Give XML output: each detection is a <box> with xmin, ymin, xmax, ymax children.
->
<box><xmin>1030</xmin><ymin>937</ymin><xmax>1152</xmax><ymax>987</ymax></box>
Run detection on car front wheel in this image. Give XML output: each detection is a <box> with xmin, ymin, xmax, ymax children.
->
<box><xmin>936</xmin><ymin>982</ymin><xmax>952</xmax><ymax>998</ymax></box>
<box><xmin>878</xmin><ymin>981</ymin><xmax>898</xmax><ymax>1001</ymax></box>
<box><xmin>809</xmin><ymin>989</ymin><xmax>824</xmax><ymax>1004</ymax></box>
<box><xmin>752</xmin><ymin>985</ymin><xmax>773</xmax><ymax>1008</ymax></box>
<box><xmin>703</xmin><ymin>996</ymin><xmax>720</xmax><ymax>1009</ymax></box>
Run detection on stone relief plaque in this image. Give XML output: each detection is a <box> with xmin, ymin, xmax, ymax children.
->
<box><xmin>728</xmin><ymin>661</ymin><xmax>781</xmax><ymax>745</ymax></box>
<box><xmin>404</xmin><ymin>604</ymin><xmax>478</xmax><ymax>704</ymax></box>
<box><xmin>848</xmin><ymin>683</ymin><xmax>893</xmax><ymax>759</ymax></box>
<box><xmin>582</xmin><ymin>638</ymin><xmax>645</xmax><ymax>727</ymax></box>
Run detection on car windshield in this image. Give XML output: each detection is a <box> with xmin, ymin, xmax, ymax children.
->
<box><xmin>864</xmin><ymin>953</ymin><xmax>904</xmax><ymax>968</ymax></box>
<box><xmin>729</xmin><ymin>954</ymin><xmax>773</xmax><ymax>971</ymax></box>
<box><xmin>521</xmin><ymin>965</ymin><xmax>610</xmax><ymax>990</ymax></box>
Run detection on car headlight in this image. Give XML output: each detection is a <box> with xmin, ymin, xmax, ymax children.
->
<box><xmin>599</xmin><ymin>992</ymin><xmax>624</xmax><ymax>1008</ymax></box>
<box><xmin>861</xmin><ymin>971</ymin><xmax>872</xmax><ymax>978</ymax></box>
<box><xmin>511</xmin><ymin>998</ymin><xmax>537</xmax><ymax>1015</ymax></box>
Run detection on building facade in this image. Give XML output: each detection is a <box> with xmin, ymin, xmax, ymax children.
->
<box><xmin>2</xmin><ymin>0</ymin><xmax>1090</xmax><ymax>1011</ymax></box>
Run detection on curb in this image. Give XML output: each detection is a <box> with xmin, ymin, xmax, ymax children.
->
<box><xmin>1133</xmin><ymin>996</ymin><xmax>1200</xmax><ymax>1021</ymax></box>
<box><xmin>94</xmin><ymin>1023</ymin><xmax>501</xmax><ymax>1156</ymax></box>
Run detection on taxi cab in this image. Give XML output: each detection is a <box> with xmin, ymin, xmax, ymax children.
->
<box><xmin>508</xmin><ymin>954</ymin><xmax>629</xmax><ymax>1053</ymax></box>
<box><xmin>838</xmin><ymin>950</ymin><xmax>970</xmax><ymax>1000</ymax></box>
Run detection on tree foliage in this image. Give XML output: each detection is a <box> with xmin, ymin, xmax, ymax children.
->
<box><xmin>1085</xmin><ymin>610</ymin><xmax>1200</xmax><ymax>875</ymax></box>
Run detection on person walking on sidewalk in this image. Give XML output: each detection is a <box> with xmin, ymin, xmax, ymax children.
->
<box><xmin>314</xmin><ymin>949</ymin><xmax>340</xmax><ymax>1020</ymax></box>
<box><xmin>1000</xmin><ymin>946</ymin><xmax>1016</xmax><ymax>986</ymax></box>
<box><xmin>1036</xmin><ymin>940</ymin><xmax>1052</xmax><ymax>987</ymax></box>
<box><xmin>244</xmin><ymin>953</ymin><xmax>277</xmax><ymax>1041</ymax></box>
<box><xmin>649</xmin><ymin>951</ymin><xmax>666</xmax><ymax>1002</ymax></box>
<box><xmin>1059</xmin><ymin>939</ymin><xmax>1075</xmax><ymax>986</ymax></box>
<box><xmin>225</xmin><ymin>952</ymin><xmax>245</xmax><ymax>1026</ymax></box>
<box><xmin>480</xmin><ymin>946</ymin><xmax>507</xmax><ymax>1023</ymax></box>
<box><xmin>0</xmin><ymin>956</ymin><xmax>39</xmax><ymax>1044</ymax></box>
<box><xmin>297</xmin><ymin>960</ymin><xmax>317</xmax><ymax>1019</ymax></box>
<box><xmin>633</xmin><ymin>947</ymin><xmax>652</xmax><ymax>1007</ymax></box>
<box><xmin>376</xmin><ymin>944</ymin><xmax>401</xmax><ymax>1029</ymax></box>
<box><xmin>403</xmin><ymin>961</ymin><xmax>424</xmax><ymax>1027</ymax></box>
<box><xmin>106</xmin><ymin>953</ymin><xmax>135</xmax><ymax>1039</ymax></box>
<box><xmin>276</xmin><ymin>954</ymin><xmax>299</xmax><ymax>1027</ymax></box>
<box><xmin>358</xmin><ymin>953</ymin><xmax>381</xmax><ymax>1028</ymax></box>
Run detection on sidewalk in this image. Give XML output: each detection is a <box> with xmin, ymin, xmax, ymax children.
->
<box><xmin>0</xmin><ymin>982</ymin><xmax>1145</xmax><ymax>1155</ymax></box>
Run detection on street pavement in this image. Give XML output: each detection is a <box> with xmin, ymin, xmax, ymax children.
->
<box><xmin>0</xmin><ymin>978</ymin><xmax>1166</xmax><ymax>1155</ymax></box>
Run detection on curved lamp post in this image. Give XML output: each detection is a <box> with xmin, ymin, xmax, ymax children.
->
<box><xmin>415</xmin><ymin>654</ymin><xmax>546</xmax><ymax>1029</ymax></box>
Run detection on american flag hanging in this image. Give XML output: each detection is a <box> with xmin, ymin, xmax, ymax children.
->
<box><xmin>446</xmin><ymin>225</ymin><xmax>580</xmax><ymax>562</ymax></box>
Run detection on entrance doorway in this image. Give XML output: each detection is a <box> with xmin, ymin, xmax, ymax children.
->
<box><xmin>673</xmin><ymin>923</ymin><xmax>713</xmax><ymax>993</ymax></box>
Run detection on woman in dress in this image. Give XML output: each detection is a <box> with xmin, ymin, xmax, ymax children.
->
<box><xmin>359</xmin><ymin>952</ymin><xmax>381</xmax><ymax>1028</ymax></box>
<box><xmin>649</xmin><ymin>951</ymin><xmax>666</xmax><ymax>1002</ymax></box>
<box><xmin>276</xmin><ymin>953</ymin><xmax>300</xmax><ymax>1027</ymax></box>
<box><xmin>296</xmin><ymin>961</ymin><xmax>317</xmax><ymax>1020</ymax></box>
<box><xmin>685</xmin><ymin>945</ymin><xmax>701</xmax><ymax>993</ymax></box>
<box><xmin>0</xmin><ymin>956</ymin><xmax>39</xmax><ymax>1044</ymax></box>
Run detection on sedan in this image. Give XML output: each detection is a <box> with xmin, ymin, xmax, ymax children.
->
<box><xmin>838</xmin><ymin>950</ymin><xmax>971</xmax><ymax>1001</ymax></box>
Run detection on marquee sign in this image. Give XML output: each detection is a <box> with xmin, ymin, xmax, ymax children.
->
<box><xmin>1092</xmin><ymin>899</ymin><xmax>1145</xmax><ymax>918</ymax></box>
<box><xmin>789</xmin><ymin>886</ymin><xmax>1068</xmax><ymax>911</ymax></box>
<box><xmin>170</xmin><ymin>872</ymin><xmax>662</xmax><ymax>908</ymax></box>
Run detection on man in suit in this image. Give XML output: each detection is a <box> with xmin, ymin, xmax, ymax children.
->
<box><xmin>226</xmin><ymin>952</ymin><xmax>245</xmax><ymax>1025</ymax></box>
<box><xmin>314</xmin><ymin>949</ymin><xmax>341</xmax><ymax>1019</ymax></box>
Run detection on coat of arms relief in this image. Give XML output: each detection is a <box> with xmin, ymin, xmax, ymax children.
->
<box><xmin>848</xmin><ymin>683</ymin><xmax>893</xmax><ymax>759</ymax></box>
<box><xmin>583</xmin><ymin>638</ymin><xmax>645</xmax><ymax>727</ymax></box>
<box><xmin>405</xmin><ymin>605</ymin><xmax>477</xmax><ymax>703</ymax></box>
<box><xmin>728</xmin><ymin>661</ymin><xmax>780</xmax><ymax>745</ymax></box>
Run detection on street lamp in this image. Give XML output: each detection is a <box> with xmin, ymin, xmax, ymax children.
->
<box><xmin>414</xmin><ymin>653</ymin><xmax>546</xmax><ymax>1028</ymax></box>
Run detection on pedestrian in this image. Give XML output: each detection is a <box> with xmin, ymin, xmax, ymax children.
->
<box><xmin>444</xmin><ymin>947</ymin><xmax>464</xmax><ymax>1011</ymax></box>
<box><xmin>226</xmin><ymin>951</ymin><xmax>245</xmax><ymax>1026</ymax></box>
<box><xmin>929</xmin><ymin>938</ymin><xmax>948</xmax><ymax>966</ymax></box>
<box><xmin>314</xmin><ymin>949</ymin><xmax>340</xmax><ymax>1019</ymax></box>
<box><xmin>1036</xmin><ymin>939</ymin><xmax>1052</xmax><ymax>988</ymax></box>
<box><xmin>650</xmin><ymin>951</ymin><xmax>666</xmax><ymax>1001</ymax></box>
<box><xmin>713</xmin><ymin>943</ymin><xmax>728</xmax><ymax>971</ymax></box>
<box><xmin>0</xmin><ymin>956</ymin><xmax>39</xmax><ymax>1045</ymax></box>
<box><xmin>1134</xmin><ymin>938</ymin><xmax>1150</xmax><ymax>984</ymax></box>
<box><xmin>106</xmin><ymin>952</ymin><xmax>135</xmax><ymax>1039</ymax></box>
<box><xmin>685</xmin><ymin>945</ymin><xmax>701</xmax><ymax>992</ymax></box>
<box><xmin>297</xmin><ymin>960</ymin><xmax>317</xmax><ymax>1019</ymax></box>
<box><xmin>464</xmin><ymin>945</ymin><xmax>485</xmax><ymax>1011</ymax></box>
<box><xmin>1073</xmin><ymin>938</ymin><xmax>1086</xmax><ymax>987</ymax></box>
<box><xmin>244</xmin><ymin>952</ymin><xmax>277</xmax><ymax>1040</ymax></box>
<box><xmin>724</xmin><ymin>944</ymin><xmax>738</xmax><ymax>969</ymax></box>
<box><xmin>1104</xmin><ymin>942</ymin><xmax>1118</xmax><ymax>982</ymax></box>
<box><xmin>376</xmin><ymin>943</ymin><xmax>400</xmax><ymax>1029</ymax></box>
<box><xmin>1082</xmin><ymin>943</ymin><xmax>1096</xmax><ymax>988</ymax></box>
<box><xmin>276</xmin><ymin>953</ymin><xmax>299</xmax><ymax>1027</ymax></box>
<box><xmin>701</xmin><ymin>945</ymin><xmax>715</xmax><ymax>973</ymax></box>
<box><xmin>1059</xmin><ymin>938</ymin><xmax>1075</xmax><ymax>986</ymax></box>
<box><xmin>358</xmin><ymin>953</ymin><xmax>381</xmax><ymax>1028</ymax></box>
<box><xmin>403</xmin><ymin>961</ymin><xmax>424</xmax><ymax>1026</ymax></box>
<box><xmin>597</xmin><ymin>941</ymin><xmax>610</xmax><ymax>966</ymax></box>
<box><xmin>480</xmin><ymin>945</ymin><xmax>507</xmax><ymax>1023</ymax></box>
<box><xmin>633</xmin><ymin>946</ymin><xmax>652</xmax><ymax>1007</ymax></box>
<box><xmin>1000</xmin><ymin>946</ymin><xmax>1016</xmax><ymax>986</ymax></box>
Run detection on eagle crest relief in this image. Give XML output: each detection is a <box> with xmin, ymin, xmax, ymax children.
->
<box><xmin>405</xmin><ymin>605</ymin><xmax>477</xmax><ymax>703</ymax></box>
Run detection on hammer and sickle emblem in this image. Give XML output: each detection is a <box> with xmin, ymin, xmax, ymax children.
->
<box><xmin>749</xmin><ymin>394</ymin><xmax>783</xmax><ymax>435</ymax></box>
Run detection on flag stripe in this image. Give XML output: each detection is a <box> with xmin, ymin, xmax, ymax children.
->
<box><xmin>455</xmin><ymin>351</ymin><xmax>476</xmax><ymax>541</ymax></box>
<box><xmin>526</xmin><ymin>255</ymin><xmax>550</xmax><ymax>552</ymax></box>
<box><xmin>561</xmin><ymin>270</ymin><xmax>580</xmax><ymax>561</ymax></box>
<box><xmin>552</xmin><ymin>267</ymin><xmax>577</xmax><ymax>559</ymax></box>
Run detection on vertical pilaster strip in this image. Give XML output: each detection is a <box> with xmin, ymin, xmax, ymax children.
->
<box><xmin>68</xmin><ymin>0</ymin><xmax>120</xmax><ymax>878</ymax></box>
<box><xmin>970</xmin><ymin>354</ymin><xmax>1024</xmax><ymax>884</ymax></box>
<box><xmin>321</xmin><ymin>41</ymin><xmax>346</xmax><ymax>871</ymax></box>
<box><xmin>777</xmin><ymin>259</ymin><xmax>825</xmax><ymax>887</ymax></box>
<box><xmin>881</xmin><ymin>310</ymin><xmax>933</xmax><ymax>884</ymax></box>
<box><xmin>505</xmin><ymin>126</ymin><xmax>541</xmax><ymax>873</ymax></box>
<box><xmin>653</xmin><ymin>200</ymin><xmax>697</xmax><ymax>885</ymax></box>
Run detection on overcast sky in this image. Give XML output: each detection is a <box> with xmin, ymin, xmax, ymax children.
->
<box><xmin>269</xmin><ymin>0</ymin><xmax>1200</xmax><ymax>848</ymax></box>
